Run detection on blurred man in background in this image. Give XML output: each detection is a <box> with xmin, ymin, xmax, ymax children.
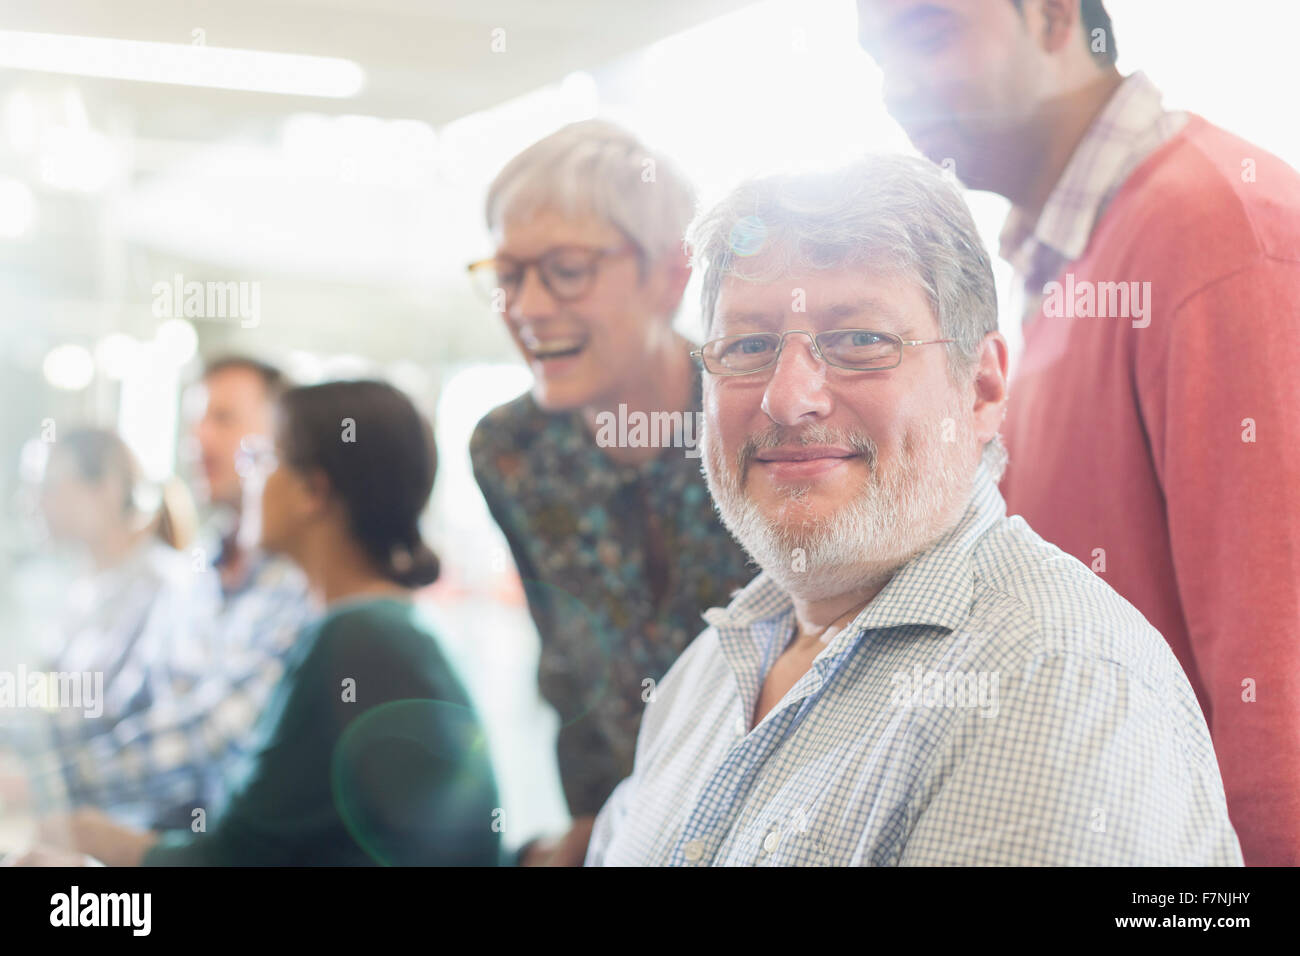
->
<box><xmin>856</xmin><ymin>0</ymin><xmax>1300</xmax><ymax>864</ymax></box>
<box><xmin>194</xmin><ymin>357</ymin><xmax>290</xmax><ymax>594</ymax></box>
<box><xmin>30</xmin><ymin>357</ymin><xmax>312</xmax><ymax>833</ymax></box>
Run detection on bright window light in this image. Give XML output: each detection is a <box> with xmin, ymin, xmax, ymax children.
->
<box><xmin>39</xmin><ymin>124</ymin><xmax>120</xmax><ymax>192</ymax></box>
<box><xmin>42</xmin><ymin>344</ymin><xmax>94</xmax><ymax>391</ymax></box>
<box><xmin>0</xmin><ymin>176</ymin><xmax>36</xmax><ymax>238</ymax></box>
<box><xmin>94</xmin><ymin>333</ymin><xmax>142</xmax><ymax>380</ymax></box>
<box><xmin>154</xmin><ymin>318</ymin><xmax>198</xmax><ymax>367</ymax></box>
<box><xmin>118</xmin><ymin>342</ymin><xmax>180</xmax><ymax>482</ymax></box>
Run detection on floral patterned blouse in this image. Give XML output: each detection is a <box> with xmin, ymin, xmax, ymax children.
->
<box><xmin>470</xmin><ymin>371</ymin><xmax>754</xmax><ymax>817</ymax></box>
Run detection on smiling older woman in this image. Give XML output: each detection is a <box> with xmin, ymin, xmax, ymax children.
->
<box><xmin>467</xmin><ymin>120</ymin><xmax>752</xmax><ymax>865</ymax></box>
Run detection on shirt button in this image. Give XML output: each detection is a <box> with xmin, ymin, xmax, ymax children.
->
<box><xmin>763</xmin><ymin>830</ymin><xmax>780</xmax><ymax>854</ymax></box>
<box><xmin>683</xmin><ymin>840</ymin><xmax>705</xmax><ymax>862</ymax></box>
<box><xmin>734</xmin><ymin>717</ymin><xmax>746</xmax><ymax>735</ymax></box>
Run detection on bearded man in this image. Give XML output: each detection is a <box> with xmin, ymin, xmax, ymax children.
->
<box><xmin>584</xmin><ymin>154</ymin><xmax>1242</xmax><ymax>866</ymax></box>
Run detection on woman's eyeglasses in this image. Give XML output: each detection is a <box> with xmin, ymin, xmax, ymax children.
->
<box><xmin>691</xmin><ymin>329</ymin><xmax>954</xmax><ymax>375</ymax></box>
<box><xmin>467</xmin><ymin>243</ymin><xmax>639</xmax><ymax>305</ymax></box>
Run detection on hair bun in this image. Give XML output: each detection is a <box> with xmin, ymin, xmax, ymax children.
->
<box><xmin>390</xmin><ymin>540</ymin><xmax>440</xmax><ymax>589</ymax></box>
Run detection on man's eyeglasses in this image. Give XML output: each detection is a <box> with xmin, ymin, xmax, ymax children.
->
<box><xmin>691</xmin><ymin>329</ymin><xmax>954</xmax><ymax>375</ymax></box>
<box><xmin>467</xmin><ymin>243</ymin><xmax>639</xmax><ymax>305</ymax></box>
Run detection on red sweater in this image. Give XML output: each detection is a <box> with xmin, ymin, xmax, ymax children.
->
<box><xmin>1001</xmin><ymin>115</ymin><xmax>1300</xmax><ymax>866</ymax></box>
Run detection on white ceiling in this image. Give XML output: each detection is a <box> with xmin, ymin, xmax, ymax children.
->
<box><xmin>2</xmin><ymin>0</ymin><xmax>757</xmax><ymax>132</ymax></box>
<box><xmin>0</xmin><ymin>0</ymin><xmax>760</xmax><ymax>369</ymax></box>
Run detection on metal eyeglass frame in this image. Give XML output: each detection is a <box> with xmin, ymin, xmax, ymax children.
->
<box><xmin>690</xmin><ymin>329</ymin><xmax>955</xmax><ymax>375</ymax></box>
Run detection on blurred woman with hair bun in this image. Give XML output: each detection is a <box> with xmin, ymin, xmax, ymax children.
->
<box><xmin>33</xmin><ymin>381</ymin><xmax>502</xmax><ymax>867</ymax></box>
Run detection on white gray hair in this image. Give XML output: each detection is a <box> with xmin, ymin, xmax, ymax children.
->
<box><xmin>485</xmin><ymin>119</ymin><xmax>696</xmax><ymax>263</ymax></box>
<box><xmin>687</xmin><ymin>153</ymin><xmax>998</xmax><ymax>375</ymax></box>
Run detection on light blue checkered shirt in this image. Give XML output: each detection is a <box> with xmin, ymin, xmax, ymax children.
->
<box><xmin>586</xmin><ymin>462</ymin><xmax>1243</xmax><ymax>866</ymax></box>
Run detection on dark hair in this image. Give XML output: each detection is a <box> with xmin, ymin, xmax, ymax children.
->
<box><xmin>276</xmin><ymin>380</ymin><xmax>440</xmax><ymax>588</ymax></box>
<box><xmin>1012</xmin><ymin>0</ymin><xmax>1117</xmax><ymax>68</ymax></box>
<box><xmin>203</xmin><ymin>355</ymin><xmax>287</xmax><ymax>399</ymax></box>
<box><xmin>54</xmin><ymin>427</ymin><xmax>190</xmax><ymax>550</ymax></box>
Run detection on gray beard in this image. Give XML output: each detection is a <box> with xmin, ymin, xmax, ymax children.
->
<box><xmin>701</xmin><ymin>413</ymin><xmax>975</xmax><ymax>603</ymax></box>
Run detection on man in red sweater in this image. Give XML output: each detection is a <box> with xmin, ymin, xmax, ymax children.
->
<box><xmin>857</xmin><ymin>0</ymin><xmax>1300</xmax><ymax>865</ymax></box>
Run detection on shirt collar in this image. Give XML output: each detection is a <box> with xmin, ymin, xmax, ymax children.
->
<box><xmin>704</xmin><ymin>458</ymin><xmax>1006</xmax><ymax>642</ymax></box>
<box><xmin>999</xmin><ymin>71</ymin><xmax>1171</xmax><ymax>270</ymax></box>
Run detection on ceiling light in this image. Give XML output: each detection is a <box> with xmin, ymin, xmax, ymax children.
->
<box><xmin>0</xmin><ymin>30</ymin><xmax>364</xmax><ymax>98</ymax></box>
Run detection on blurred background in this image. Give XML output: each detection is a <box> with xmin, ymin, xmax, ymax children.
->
<box><xmin>2</xmin><ymin>0</ymin><xmax>1298</xmax><ymax>849</ymax></box>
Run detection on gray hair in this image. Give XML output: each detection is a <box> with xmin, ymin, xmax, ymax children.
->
<box><xmin>688</xmin><ymin>153</ymin><xmax>1007</xmax><ymax>479</ymax></box>
<box><xmin>687</xmin><ymin>153</ymin><xmax>998</xmax><ymax>375</ymax></box>
<box><xmin>486</xmin><ymin>119</ymin><xmax>696</xmax><ymax>263</ymax></box>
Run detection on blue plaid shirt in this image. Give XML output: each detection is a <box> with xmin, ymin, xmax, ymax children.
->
<box><xmin>26</xmin><ymin>544</ymin><xmax>311</xmax><ymax>830</ymax></box>
<box><xmin>587</xmin><ymin>462</ymin><xmax>1243</xmax><ymax>866</ymax></box>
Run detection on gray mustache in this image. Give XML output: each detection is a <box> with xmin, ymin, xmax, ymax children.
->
<box><xmin>737</xmin><ymin>424</ymin><xmax>879</xmax><ymax>477</ymax></box>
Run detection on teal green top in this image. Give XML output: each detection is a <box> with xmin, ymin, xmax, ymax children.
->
<box><xmin>143</xmin><ymin>597</ymin><xmax>501</xmax><ymax>866</ymax></box>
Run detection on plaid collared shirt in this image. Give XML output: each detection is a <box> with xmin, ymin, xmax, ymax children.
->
<box><xmin>586</xmin><ymin>462</ymin><xmax>1242</xmax><ymax>866</ymax></box>
<box><xmin>23</xmin><ymin>544</ymin><xmax>311</xmax><ymax>830</ymax></box>
<box><xmin>999</xmin><ymin>71</ymin><xmax>1188</xmax><ymax>327</ymax></box>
